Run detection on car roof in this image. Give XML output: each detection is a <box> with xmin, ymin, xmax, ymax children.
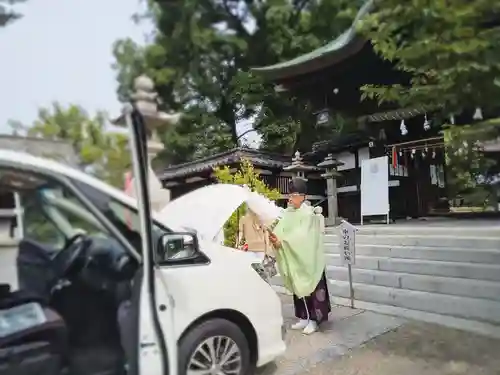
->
<box><xmin>0</xmin><ymin>149</ymin><xmax>138</xmax><ymax>208</ymax></box>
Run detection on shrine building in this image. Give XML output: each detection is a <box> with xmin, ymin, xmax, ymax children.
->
<box><xmin>159</xmin><ymin>147</ymin><xmax>325</xmax><ymax>206</ymax></box>
<box><xmin>251</xmin><ymin>0</ymin><xmax>487</xmax><ymax>223</ymax></box>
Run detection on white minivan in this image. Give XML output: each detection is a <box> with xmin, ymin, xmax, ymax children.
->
<box><xmin>0</xmin><ymin>107</ymin><xmax>286</xmax><ymax>375</ymax></box>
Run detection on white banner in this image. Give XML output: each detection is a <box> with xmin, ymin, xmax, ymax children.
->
<box><xmin>361</xmin><ymin>156</ymin><xmax>389</xmax><ymax>217</ymax></box>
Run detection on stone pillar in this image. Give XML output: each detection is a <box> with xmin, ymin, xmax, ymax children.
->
<box><xmin>318</xmin><ymin>154</ymin><xmax>343</xmax><ymax>227</ymax></box>
<box><xmin>112</xmin><ymin>75</ymin><xmax>181</xmax><ymax>211</ymax></box>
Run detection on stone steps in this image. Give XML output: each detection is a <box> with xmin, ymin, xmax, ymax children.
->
<box><xmin>324</xmin><ymin>233</ymin><xmax>500</xmax><ymax>249</ymax></box>
<box><xmin>325</xmin><ymin>223</ymin><xmax>500</xmax><ymax>237</ymax></box>
<box><xmin>325</xmin><ymin>243</ymin><xmax>500</xmax><ymax>264</ymax></box>
<box><xmin>272</xmin><ymin>223</ymin><xmax>500</xmax><ymax>333</ymax></box>
<box><xmin>329</xmin><ymin>280</ymin><xmax>500</xmax><ymax>325</ymax></box>
<box><xmin>326</xmin><ymin>266</ymin><xmax>500</xmax><ymax>301</ymax></box>
<box><xmin>325</xmin><ymin>253</ymin><xmax>500</xmax><ymax>282</ymax></box>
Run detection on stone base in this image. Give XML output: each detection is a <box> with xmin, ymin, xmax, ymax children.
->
<box><xmin>326</xmin><ymin>217</ymin><xmax>342</xmax><ymax>227</ymax></box>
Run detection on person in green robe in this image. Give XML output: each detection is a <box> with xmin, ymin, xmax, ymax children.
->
<box><xmin>268</xmin><ymin>178</ymin><xmax>330</xmax><ymax>335</ymax></box>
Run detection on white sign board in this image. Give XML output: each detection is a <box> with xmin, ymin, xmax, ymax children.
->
<box><xmin>361</xmin><ymin>156</ymin><xmax>389</xmax><ymax>217</ymax></box>
<box><xmin>338</xmin><ymin>221</ymin><xmax>356</xmax><ymax>265</ymax></box>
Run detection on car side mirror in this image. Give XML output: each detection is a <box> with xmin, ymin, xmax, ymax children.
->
<box><xmin>158</xmin><ymin>232</ymin><xmax>199</xmax><ymax>262</ymax></box>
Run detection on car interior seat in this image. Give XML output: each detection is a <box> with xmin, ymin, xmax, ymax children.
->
<box><xmin>0</xmin><ymin>284</ymin><xmax>67</xmax><ymax>375</ymax></box>
<box><xmin>16</xmin><ymin>239</ymin><xmax>58</xmax><ymax>304</ymax></box>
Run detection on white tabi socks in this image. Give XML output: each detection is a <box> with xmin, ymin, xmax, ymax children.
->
<box><xmin>302</xmin><ymin>320</ymin><xmax>318</xmax><ymax>335</ymax></box>
<box><xmin>290</xmin><ymin>319</ymin><xmax>308</xmax><ymax>330</ymax></box>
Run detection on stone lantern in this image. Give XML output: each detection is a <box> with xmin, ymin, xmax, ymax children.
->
<box><xmin>112</xmin><ymin>74</ymin><xmax>181</xmax><ymax>211</ymax></box>
<box><xmin>283</xmin><ymin>151</ymin><xmax>316</xmax><ymax>180</ymax></box>
<box><xmin>283</xmin><ymin>151</ymin><xmax>317</xmax><ymax>205</ymax></box>
<box><xmin>317</xmin><ymin>153</ymin><xmax>343</xmax><ymax>226</ymax></box>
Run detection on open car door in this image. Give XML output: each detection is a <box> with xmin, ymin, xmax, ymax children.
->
<box><xmin>125</xmin><ymin>104</ymin><xmax>176</xmax><ymax>375</ymax></box>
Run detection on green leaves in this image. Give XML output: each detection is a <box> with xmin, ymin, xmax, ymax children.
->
<box><xmin>443</xmin><ymin>121</ymin><xmax>498</xmax><ymax>205</ymax></box>
<box><xmin>10</xmin><ymin>102</ymin><xmax>130</xmax><ymax>188</ymax></box>
<box><xmin>112</xmin><ymin>0</ymin><xmax>361</xmax><ymax>160</ymax></box>
<box><xmin>358</xmin><ymin>0</ymin><xmax>500</xmax><ymax>113</ymax></box>
<box><xmin>213</xmin><ymin>159</ymin><xmax>280</xmax><ymax>247</ymax></box>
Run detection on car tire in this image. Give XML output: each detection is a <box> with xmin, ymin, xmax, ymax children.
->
<box><xmin>179</xmin><ymin>318</ymin><xmax>251</xmax><ymax>375</ymax></box>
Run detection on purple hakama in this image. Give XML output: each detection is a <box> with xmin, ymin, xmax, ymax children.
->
<box><xmin>293</xmin><ymin>271</ymin><xmax>331</xmax><ymax>325</ymax></box>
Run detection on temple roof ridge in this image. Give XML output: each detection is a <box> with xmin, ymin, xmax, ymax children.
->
<box><xmin>159</xmin><ymin>147</ymin><xmax>296</xmax><ymax>181</ymax></box>
<box><xmin>251</xmin><ymin>0</ymin><xmax>374</xmax><ymax>81</ymax></box>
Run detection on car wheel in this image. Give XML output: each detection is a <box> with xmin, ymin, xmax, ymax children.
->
<box><xmin>179</xmin><ymin>318</ymin><xmax>251</xmax><ymax>375</ymax></box>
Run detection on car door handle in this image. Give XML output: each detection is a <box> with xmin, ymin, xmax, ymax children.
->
<box><xmin>140</xmin><ymin>342</ymin><xmax>156</xmax><ymax>349</ymax></box>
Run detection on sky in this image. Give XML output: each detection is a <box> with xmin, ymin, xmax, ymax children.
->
<box><xmin>0</xmin><ymin>0</ymin><xmax>260</xmax><ymax>146</ymax></box>
<box><xmin>0</xmin><ymin>0</ymin><xmax>150</xmax><ymax>133</ymax></box>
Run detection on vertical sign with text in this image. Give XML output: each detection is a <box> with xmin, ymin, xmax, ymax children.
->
<box><xmin>339</xmin><ymin>220</ymin><xmax>356</xmax><ymax>265</ymax></box>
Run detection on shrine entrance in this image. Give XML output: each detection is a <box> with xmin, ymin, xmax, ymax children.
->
<box><xmin>383</xmin><ymin>137</ymin><xmax>447</xmax><ymax>219</ymax></box>
<box><xmin>251</xmin><ymin>0</ymin><xmax>500</xmax><ymax>223</ymax></box>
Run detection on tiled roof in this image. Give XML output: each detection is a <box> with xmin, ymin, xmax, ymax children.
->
<box><xmin>358</xmin><ymin>105</ymin><xmax>441</xmax><ymax>123</ymax></box>
<box><xmin>312</xmin><ymin>132</ymin><xmax>373</xmax><ymax>154</ymax></box>
<box><xmin>160</xmin><ymin>148</ymin><xmax>302</xmax><ymax>181</ymax></box>
<box><xmin>250</xmin><ymin>0</ymin><xmax>373</xmax><ymax>81</ymax></box>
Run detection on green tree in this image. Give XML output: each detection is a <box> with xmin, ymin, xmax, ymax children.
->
<box><xmin>112</xmin><ymin>0</ymin><xmax>361</xmax><ymax>161</ymax></box>
<box><xmin>356</xmin><ymin>1</ymin><xmax>500</xmax><ymax>207</ymax></box>
<box><xmin>1</xmin><ymin>0</ymin><xmax>27</xmax><ymax>27</ymax></box>
<box><xmin>444</xmin><ymin>119</ymin><xmax>499</xmax><ymax>208</ymax></box>
<box><xmin>213</xmin><ymin>159</ymin><xmax>280</xmax><ymax>247</ymax></box>
<box><xmin>357</xmin><ymin>0</ymin><xmax>500</xmax><ymax>114</ymax></box>
<box><xmin>10</xmin><ymin>102</ymin><xmax>130</xmax><ymax>188</ymax></box>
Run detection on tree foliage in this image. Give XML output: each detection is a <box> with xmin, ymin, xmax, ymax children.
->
<box><xmin>213</xmin><ymin>159</ymin><xmax>280</xmax><ymax>247</ymax></box>
<box><xmin>0</xmin><ymin>0</ymin><xmax>26</xmax><ymax>27</ymax></box>
<box><xmin>358</xmin><ymin>0</ymin><xmax>500</xmax><ymax>113</ymax></box>
<box><xmin>357</xmin><ymin>1</ymin><xmax>500</xmax><ymax>207</ymax></box>
<box><xmin>112</xmin><ymin>0</ymin><xmax>361</xmax><ymax>163</ymax></box>
<box><xmin>9</xmin><ymin>102</ymin><xmax>130</xmax><ymax>188</ymax></box>
<box><xmin>444</xmin><ymin>119</ymin><xmax>500</xmax><ymax>207</ymax></box>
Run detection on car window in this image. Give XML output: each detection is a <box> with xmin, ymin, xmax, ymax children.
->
<box><xmin>37</xmin><ymin>187</ymin><xmax>106</xmax><ymax>236</ymax></box>
<box><xmin>22</xmin><ymin>198</ymin><xmax>65</xmax><ymax>248</ymax></box>
<box><xmin>0</xmin><ymin>166</ymin><xmax>114</xmax><ymax>250</ymax></box>
<box><xmin>72</xmin><ymin>180</ymin><xmax>170</xmax><ymax>253</ymax></box>
<box><xmin>37</xmin><ymin>186</ymin><xmax>108</xmax><ymax>237</ymax></box>
<box><xmin>21</xmin><ymin>184</ymin><xmax>112</xmax><ymax>249</ymax></box>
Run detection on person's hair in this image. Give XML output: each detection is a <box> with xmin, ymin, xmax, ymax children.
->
<box><xmin>288</xmin><ymin>178</ymin><xmax>307</xmax><ymax>195</ymax></box>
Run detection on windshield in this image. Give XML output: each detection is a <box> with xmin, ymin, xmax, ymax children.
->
<box><xmin>22</xmin><ymin>182</ymin><xmax>112</xmax><ymax>248</ymax></box>
<box><xmin>71</xmin><ymin>179</ymin><xmax>170</xmax><ymax>252</ymax></box>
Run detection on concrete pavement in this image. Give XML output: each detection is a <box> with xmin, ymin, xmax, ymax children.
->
<box><xmin>258</xmin><ymin>294</ymin><xmax>405</xmax><ymax>375</ymax></box>
<box><xmin>263</xmin><ymin>293</ymin><xmax>500</xmax><ymax>375</ymax></box>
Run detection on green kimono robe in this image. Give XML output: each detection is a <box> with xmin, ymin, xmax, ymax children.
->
<box><xmin>273</xmin><ymin>204</ymin><xmax>325</xmax><ymax>298</ymax></box>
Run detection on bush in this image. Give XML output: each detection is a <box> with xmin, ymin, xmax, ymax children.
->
<box><xmin>213</xmin><ymin>159</ymin><xmax>281</xmax><ymax>247</ymax></box>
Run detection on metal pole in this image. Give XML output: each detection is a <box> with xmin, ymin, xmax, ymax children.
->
<box><xmin>348</xmin><ymin>263</ymin><xmax>355</xmax><ymax>309</ymax></box>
